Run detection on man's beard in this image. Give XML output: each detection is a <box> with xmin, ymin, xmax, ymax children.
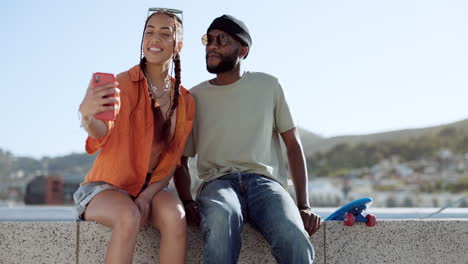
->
<box><xmin>206</xmin><ymin>48</ymin><xmax>239</xmax><ymax>74</ymax></box>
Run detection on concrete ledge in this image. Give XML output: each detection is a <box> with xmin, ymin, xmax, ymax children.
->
<box><xmin>78</xmin><ymin>222</ymin><xmax>324</xmax><ymax>264</ymax></box>
<box><xmin>0</xmin><ymin>222</ymin><xmax>76</xmax><ymax>264</ymax></box>
<box><xmin>1</xmin><ymin>220</ymin><xmax>466</xmax><ymax>263</ymax></box>
<box><xmin>325</xmin><ymin>220</ymin><xmax>468</xmax><ymax>264</ymax></box>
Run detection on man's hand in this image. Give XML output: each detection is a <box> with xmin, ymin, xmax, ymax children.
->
<box><xmin>299</xmin><ymin>207</ymin><xmax>321</xmax><ymax>236</ymax></box>
<box><xmin>183</xmin><ymin>200</ymin><xmax>201</xmax><ymax>227</ymax></box>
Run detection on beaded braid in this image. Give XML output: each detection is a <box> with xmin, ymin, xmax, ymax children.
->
<box><xmin>129</xmin><ymin>22</ymin><xmax>149</xmax><ymax>123</ymax></box>
<box><xmin>161</xmin><ymin>52</ymin><xmax>181</xmax><ymax>141</ymax></box>
<box><xmin>139</xmin><ymin>55</ymin><xmax>166</xmax><ymax>143</ymax></box>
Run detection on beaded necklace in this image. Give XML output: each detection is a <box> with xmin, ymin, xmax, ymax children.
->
<box><xmin>146</xmin><ymin>75</ymin><xmax>172</xmax><ymax>100</ymax></box>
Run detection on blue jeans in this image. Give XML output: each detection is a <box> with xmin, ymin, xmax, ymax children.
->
<box><xmin>197</xmin><ymin>173</ymin><xmax>314</xmax><ymax>264</ymax></box>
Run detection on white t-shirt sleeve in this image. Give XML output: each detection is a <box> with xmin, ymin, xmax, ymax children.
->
<box><xmin>274</xmin><ymin>79</ymin><xmax>295</xmax><ymax>133</ymax></box>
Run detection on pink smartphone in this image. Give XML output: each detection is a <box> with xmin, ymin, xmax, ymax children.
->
<box><xmin>91</xmin><ymin>72</ymin><xmax>118</xmax><ymax>121</ymax></box>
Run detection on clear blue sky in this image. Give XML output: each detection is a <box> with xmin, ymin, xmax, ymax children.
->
<box><xmin>1</xmin><ymin>0</ymin><xmax>467</xmax><ymax>158</ymax></box>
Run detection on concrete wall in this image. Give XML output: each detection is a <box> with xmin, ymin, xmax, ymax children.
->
<box><xmin>0</xmin><ymin>220</ymin><xmax>467</xmax><ymax>264</ymax></box>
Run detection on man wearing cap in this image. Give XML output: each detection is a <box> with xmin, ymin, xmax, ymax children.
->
<box><xmin>174</xmin><ymin>14</ymin><xmax>321</xmax><ymax>264</ymax></box>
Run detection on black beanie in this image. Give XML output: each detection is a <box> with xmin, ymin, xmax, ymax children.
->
<box><xmin>207</xmin><ymin>14</ymin><xmax>252</xmax><ymax>58</ymax></box>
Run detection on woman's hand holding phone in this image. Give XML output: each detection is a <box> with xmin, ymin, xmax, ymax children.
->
<box><xmin>80</xmin><ymin>73</ymin><xmax>120</xmax><ymax>120</ymax></box>
<box><xmin>79</xmin><ymin>73</ymin><xmax>120</xmax><ymax>137</ymax></box>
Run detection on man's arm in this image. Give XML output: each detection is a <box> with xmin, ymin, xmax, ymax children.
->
<box><xmin>174</xmin><ymin>156</ymin><xmax>194</xmax><ymax>202</ymax></box>
<box><xmin>280</xmin><ymin>127</ymin><xmax>321</xmax><ymax>235</ymax></box>
<box><xmin>173</xmin><ymin>156</ymin><xmax>200</xmax><ymax>226</ymax></box>
<box><xmin>280</xmin><ymin>127</ymin><xmax>309</xmax><ymax>208</ymax></box>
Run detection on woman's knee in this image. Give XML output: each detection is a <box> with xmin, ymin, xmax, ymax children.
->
<box><xmin>159</xmin><ymin>205</ymin><xmax>186</xmax><ymax>234</ymax></box>
<box><xmin>151</xmin><ymin>194</ymin><xmax>186</xmax><ymax>236</ymax></box>
<box><xmin>114</xmin><ymin>204</ymin><xmax>141</xmax><ymax>232</ymax></box>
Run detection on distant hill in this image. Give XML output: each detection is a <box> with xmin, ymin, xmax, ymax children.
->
<box><xmin>303</xmin><ymin>118</ymin><xmax>468</xmax><ymax>177</ymax></box>
<box><xmin>1</xmin><ymin>118</ymin><xmax>467</xmax><ymax>181</ymax></box>
<box><xmin>0</xmin><ymin>150</ymin><xmax>95</xmax><ymax>183</ymax></box>
<box><xmin>301</xmin><ymin>118</ymin><xmax>468</xmax><ymax>156</ymax></box>
<box><xmin>297</xmin><ymin>128</ymin><xmax>323</xmax><ymax>147</ymax></box>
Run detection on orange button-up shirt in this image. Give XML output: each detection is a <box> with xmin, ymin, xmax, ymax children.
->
<box><xmin>82</xmin><ymin>65</ymin><xmax>195</xmax><ymax>197</ymax></box>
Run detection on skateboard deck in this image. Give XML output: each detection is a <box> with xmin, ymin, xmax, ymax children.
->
<box><xmin>325</xmin><ymin>197</ymin><xmax>377</xmax><ymax>226</ymax></box>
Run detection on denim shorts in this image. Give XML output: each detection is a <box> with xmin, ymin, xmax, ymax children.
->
<box><xmin>73</xmin><ymin>181</ymin><xmax>128</xmax><ymax>220</ymax></box>
<box><xmin>73</xmin><ymin>175</ymin><xmax>170</xmax><ymax>221</ymax></box>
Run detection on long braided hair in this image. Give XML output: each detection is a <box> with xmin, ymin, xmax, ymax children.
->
<box><xmin>137</xmin><ymin>11</ymin><xmax>182</xmax><ymax>145</ymax></box>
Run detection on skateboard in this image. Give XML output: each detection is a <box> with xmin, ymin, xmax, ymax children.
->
<box><xmin>325</xmin><ymin>197</ymin><xmax>377</xmax><ymax>227</ymax></box>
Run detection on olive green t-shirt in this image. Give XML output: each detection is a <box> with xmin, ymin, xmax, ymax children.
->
<box><xmin>184</xmin><ymin>71</ymin><xmax>295</xmax><ymax>187</ymax></box>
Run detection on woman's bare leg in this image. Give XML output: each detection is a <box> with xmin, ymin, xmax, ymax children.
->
<box><xmin>84</xmin><ymin>190</ymin><xmax>141</xmax><ymax>264</ymax></box>
<box><xmin>149</xmin><ymin>189</ymin><xmax>187</xmax><ymax>264</ymax></box>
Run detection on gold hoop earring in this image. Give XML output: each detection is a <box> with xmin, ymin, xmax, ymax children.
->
<box><xmin>173</xmin><ymin>53</ymin><xmax>180</xmax><ymax>60</ymax></box>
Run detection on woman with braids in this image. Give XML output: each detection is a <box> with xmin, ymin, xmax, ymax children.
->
<box><xmin>73</xmin><ymin>9</ymin><xmax>194</xmax><ymax>264</ymax></box>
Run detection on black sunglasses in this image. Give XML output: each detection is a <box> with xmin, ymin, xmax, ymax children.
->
<box><xmin>201</xmin><ymin>33</ymin><xmax>230</xmax><ymax>47</ymax></box>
